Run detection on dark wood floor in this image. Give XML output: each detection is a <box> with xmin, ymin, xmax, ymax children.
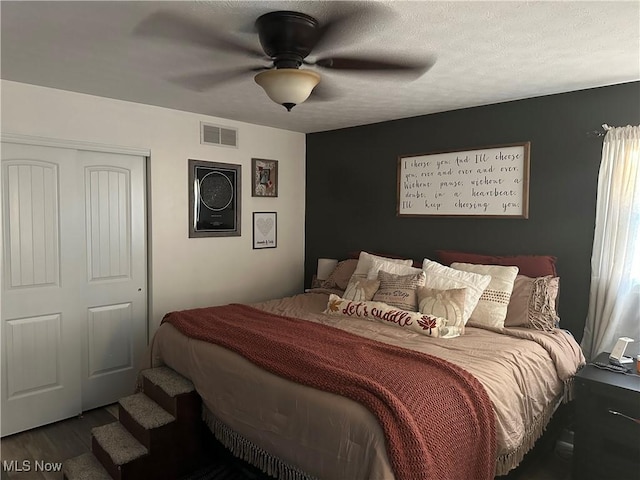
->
<box><xmin>0</xmin><ymin>405</ymin><xmax>118</xmax><ymax>480</ymax></box>
<box><xmin>1</xmin><ymin>404</ymin><xmax>572</xmax><ymax>480</ymax></box>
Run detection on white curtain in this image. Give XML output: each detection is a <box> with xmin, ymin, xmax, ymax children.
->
<box><xmin>582</xmin><ymin>125</ymin><xmax>640</xmax><ymax>361</ymax></box>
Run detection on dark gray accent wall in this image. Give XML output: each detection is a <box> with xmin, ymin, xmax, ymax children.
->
<box><xmin>305</xmin><ymin>82</ymin><xmax>640</xmax><ymax>340</ymax></box>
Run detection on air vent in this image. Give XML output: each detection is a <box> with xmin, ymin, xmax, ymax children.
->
<box><xmin>200</xmin><ymin>122</ymin><xmax>238</xmax><ymax>148</ymax></box>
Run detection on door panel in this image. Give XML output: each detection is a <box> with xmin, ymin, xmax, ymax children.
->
<box><xmin>1</xmin><ymin>143</ymin><xmax>147</xmax><ymax>436</ymax></box>
<box><xmin>5</xmin><ymin>313</ymin><xmax>62</xmax><ymax>398</ymax></box>
<box><xmin>86</xmin><ymin>167</ymin><xmax>131</xmax><ymax>280</ymax></box>
<box><xmin>78</xmin><ymin>150</ymin><xmax>147</xmax><ymax>411</ymax></box>
<box><xmin>2</xmin><ymin>144</ymin><xmax>83</xmax><ymax>436</ymax></box>
<box><xmin>5</xmin><ymin>161</ymin><xmax>59</xmax><ymax>288</ymax></box>
<box><xmin>87</xmin><ymin>303</ymin><xmax>133</xmax><ymax>377</ymax></box>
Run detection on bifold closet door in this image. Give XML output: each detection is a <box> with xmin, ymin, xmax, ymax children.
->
<box><xmin>77</xmin><ymin>149</ymin><xmax>147</xmax><ymax>411</ymax></box>
<box><xmin>1</xmin><ymin>142</ymin><xmax>147</xmax><ymax>436</ymax></box>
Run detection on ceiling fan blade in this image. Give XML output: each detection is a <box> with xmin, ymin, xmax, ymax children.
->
<box><xmin>314</xmin><ymin>55</ymin><xmax>436</xmax><ymax>75</ymax></box>
<box><xmin>170</xmin><ymin>66</ymin><xmax>270</xmax><ymax>92</ymax></box>
<box><xmin>133</xmin><ymin>11</ymin><xmax>265</xmax><ymax>59</ymax></box>
<box><xmin>306</xmin><ymin>80</ymin><xmax>340</xmax><ymax>102</ymax></box>
<box><xmin>312</xmin><ymin>3</ymin><xmax>396</xmax><ymax>53</ymax></box>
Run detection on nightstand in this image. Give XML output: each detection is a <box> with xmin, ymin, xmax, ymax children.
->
<box><xmin>573</xmin><ymin>352</ymin><xmax>640</xmax><ymax>480</ymax></box>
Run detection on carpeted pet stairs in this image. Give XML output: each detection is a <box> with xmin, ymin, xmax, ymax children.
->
<box><xmin>63</xmin><ymin>367</ymin><xmax>209</xmax><ymax>480</ymax></box>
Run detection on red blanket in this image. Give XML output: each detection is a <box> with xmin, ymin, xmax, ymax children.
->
<box><xmin>163</xmin><ymin>304</ymin><xmax>496</xmax><ymax>480</ymax></box>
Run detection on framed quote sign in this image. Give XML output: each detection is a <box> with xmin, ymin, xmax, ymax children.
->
<box><xmin>189</xmin><ymin>159</ymin><xmax>241</xmax><ymax>237</ymax></box>
<box><xmin>397</xmin><ymin>142</ymin><xmax>530</xmax><ymax>218</ymax></box>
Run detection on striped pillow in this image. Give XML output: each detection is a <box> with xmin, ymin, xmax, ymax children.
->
<box><xmin>451</xmin><ymin>262</ymin><xmax>519</xmax><ymax>328</ymax></box>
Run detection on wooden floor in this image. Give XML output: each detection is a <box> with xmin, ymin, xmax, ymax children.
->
<box><xmin>1</xmin><ymin>405</ymin><xmax>572</xmax><ymax>480</ymax></box>
<box><xmin>0</xmin><ymin>405</ymin><xmax>119</xmax><ymax>480</ymax></box>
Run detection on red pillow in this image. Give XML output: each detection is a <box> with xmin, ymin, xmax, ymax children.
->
<box><xmin>436</xmin><ymin>250</ymin><xmax>557</xmax><ymax>277</ymax></box>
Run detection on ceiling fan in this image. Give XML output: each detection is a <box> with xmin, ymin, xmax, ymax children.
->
<box><xmin>134</xmin><ymin>8</ymin><xmax>435</xmax><ymax>111</ymax></box>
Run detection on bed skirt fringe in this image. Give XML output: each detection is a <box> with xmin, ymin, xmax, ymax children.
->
<box><xmin>202</xmin><ymin>407</ymin><xmax>317</xmax><ymax>480</ymax></box>
<box><xmin>494</xmin><ymin>394</ymin><xmax>562</xmax><ymax>476</ymax></box>
<box><xmin>203</xmin><ymin>390</ymin><xmax>569</xmax><ymax>478</ymax></box>
<box><xmin>563</xmin><ymin>376</ymin><xmax>575</xmax><ymax>403</ymax></box>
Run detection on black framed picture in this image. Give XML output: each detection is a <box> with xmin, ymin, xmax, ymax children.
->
<box><xmin>253</xmin><ymin>212</ymin><xmax>277</xmax><ymax>249</ymax></box>
<box><xmin>189</xmin><ymin>159</ymin><xmax>241</xmax><ymax>238</ymax></box>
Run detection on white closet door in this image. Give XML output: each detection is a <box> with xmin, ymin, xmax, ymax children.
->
<box><xmin>78</xmin><ymin>150</ymin><xmax>147</xmax><ymax>411</ymax></box>
<box><xmin>1</xmin><ymin>143</ymin><xmax>83</xmax><ymax>436</ymax></box>
<box><xmin>1</xmin><ymin>143</ymin><xmax>147</xmax><ymax>436</ymax></box>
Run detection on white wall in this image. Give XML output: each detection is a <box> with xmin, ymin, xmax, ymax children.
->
<box><xmin>1</xmin><ymin>80</ymin><xmax>306</xmax><ymax>333</ymax></box>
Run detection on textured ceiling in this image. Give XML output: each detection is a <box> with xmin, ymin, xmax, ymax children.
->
<box><xmin>1</xmin><ymin>1</ymin><xmax>639</xmax><ymax>133</ymax></box>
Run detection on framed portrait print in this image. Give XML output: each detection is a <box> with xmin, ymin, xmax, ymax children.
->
<box><xmin>189</xmin><ymin>159</ymin><xmax>241</xmax><ymax>238</ymax></box>
<box><xmin>251</xmin><ymin>158</ymin><xmax>278</xmax><ymax>197</ymax></box>
<box><xmin>253</xmin><ymin>212</ymin><xmax>277</xmax><ymax>249</ymax></box>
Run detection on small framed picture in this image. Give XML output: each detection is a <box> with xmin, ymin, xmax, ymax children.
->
<box><xmin>188</xmin><ymin>159</ymin><xmax>241</xmax><ymax>238</ymax></box>
<box><xmin>253</xmin><ymin>212</ymin><xmax>277</xmax><ymax>249</ymax></box>
<box><xmin>251</xmin><ymin>158</ymin><xmax>278</xmax><ymax>197</ymax></box>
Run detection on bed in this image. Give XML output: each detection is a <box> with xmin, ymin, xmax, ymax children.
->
<box><xmin>149</xmin><ymin>252</ymin><xmax>585</xmax><ymax>480</ymax></box>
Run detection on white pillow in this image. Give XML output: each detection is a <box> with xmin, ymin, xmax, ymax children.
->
<box><xmin>417</xmin><ymin>287</ymin><xmax>467</xmax><ymax>334</ymax></box>
<box><xmin>350</xmin><ymin>251</ymin><xmax>413</xmax><ymax>281</ymax></box>
<box><xmin>451</xmin><ymin>262</ymin><xmax>519</xmax><ymax>328</ymax></box>
<box><xmin>421</xmin><ymin>258</ymin><xmax>491</xmax><ymax>325</ymax></box>
<box><xmin>366</xmin><ymin>256</ymin><xmax>422</xmax><ymax>279</ymax></box>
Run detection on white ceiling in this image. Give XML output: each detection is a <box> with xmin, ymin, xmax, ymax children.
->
<box><xmin>1</xmin><ymin>1</ymin><xmax>639</xmax><ymax>134</ymax></box>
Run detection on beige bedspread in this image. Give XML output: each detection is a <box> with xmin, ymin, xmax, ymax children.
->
<box><xmin>150</xmin><ymin>292</ymin><xmax>585</xmax><ymax>479</ymax></box>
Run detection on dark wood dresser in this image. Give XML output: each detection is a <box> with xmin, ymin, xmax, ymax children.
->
<box><xmin>573</xmin><ymin>352</ymin><xmax>640</xmax><ymax>480</ymax></box>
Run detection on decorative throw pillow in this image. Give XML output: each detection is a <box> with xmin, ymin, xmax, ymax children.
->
<box><xmin>436</xmin><ymin>250</ymin><xmax>558</xmax><ymax>278</ymax></box>
<box><xmin>349</xmin><ymin>251</ymin><xmax>413</xmax><ymax>282</ymax></box>
<box><xmin>324</xmin><ymin>259</ymin><xmax>358</xmax><ymax>290</ymax></box>
<box><xmin>325</xmin><ymin>294</ymin><xmax>460</xmax><ymax>338</ymax></box>
<box><xmin>366</xmin><ymin>256</ymin><xmax>423</xmax><ymax>280</ymax></box>
<box><xmin>306</xmin><ymin>286</ymin><xmax>349</xmax><ymax>296</ymax></box>
<box><xmin>304</xmin><ymin>287</ymin><xmax>344</xmax><ymax>295</ymax></box>
<box><xmin>372</xmin><ymin>270</ymin><xmax>426</xmax><ymax>311</ymax></box>
<box><xmin>504</xmin><ymin>275</ymin><xmax>560</xmax><ymax>331</ymax></box>
<box><xmin>348</xmin><ymin>250</ymin><xmax>421</xmax><ymax>268</ymax></box>
<box><xmin>310</xmin><ymin>274</ymin><xmax>324</xmax><ymax>289</ymax></box>
<box><xmin>417</xmin><ymin>287</ymin><xmax>467</xmax><ymax>334</ymax></box>
<box><xmin>451</xmin><ymin>262</ymin><xmax>519</xmax><ymax>329</ymax></box>
<box><xmin>342</xmin><ymin>277</ymin><xmax>381</xmax><ymax>302</ymax></box>
<box><xmin>421</xmin><ymin>259</ymin><xmax>491</xmax><ymax>325</ymax></box>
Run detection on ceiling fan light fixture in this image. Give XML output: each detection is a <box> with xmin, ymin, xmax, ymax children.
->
<box><xmin>254</xmin><ymin>69</ymin><xmax>320</xmax><ymax>111</ymax></box>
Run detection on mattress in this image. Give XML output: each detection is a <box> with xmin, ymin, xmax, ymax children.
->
<box><xmin>150</xmin><ymin>291</ymin><xmax>584</xmax><ymax>479</ymax></box>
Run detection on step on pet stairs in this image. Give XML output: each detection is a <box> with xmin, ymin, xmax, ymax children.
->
<box><xmin>63</xmin><ymin>367</ymin><xmax>206</xmax><ymax>480</ymax></box>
